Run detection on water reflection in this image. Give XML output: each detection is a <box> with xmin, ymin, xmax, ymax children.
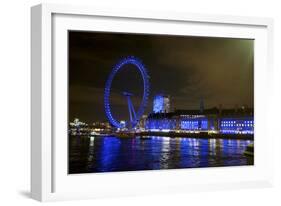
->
<box><xmin>160</xmin><ymin>137</ymin><xmax>171</xmax><ymax>169</ymax></box>
<box><xmin>69</xmin><ymin>135</ymin><xmax>254</xmax><ymax>174</ymax></box>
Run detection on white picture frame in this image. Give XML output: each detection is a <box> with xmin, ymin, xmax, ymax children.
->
<box><xmin>31</xmin><ymin>3</ymin><xmax>274</xmax><ymax>202</ymax></box>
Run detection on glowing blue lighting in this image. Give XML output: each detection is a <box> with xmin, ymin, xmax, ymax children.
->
<box><xmin>145</xmin><ymin>118</ymin><xmax>176</xmax><ymax>131</ymax></box>
<box><xmin>180</xmin><ymin>118</ymin><xmax>209</xmax><ymax>131</ymax></box>
<box><xmin>145</xmin><ymin>115</ymin><xmax>254</xmax><ymax>135</ymax></box>
<box><xmin>104</xmin><ymin>56</ymin><xmax>150</xmax><ymax>129</ymax></box>
<box><xmin>201</xmin><ymin>119</ymin><xmax>208</xmax><ymax>130</ymax></box>
<box><xmin>152</xmin><ymin>94</ymin><xmax>170</xmax><ymax>113</ymax></box>
<box><xmin>220</xmin><ymin>117</ymin><xmax>254</xmax><ymax>134</ymax></box>
<box><xmin>153</xmin><ymin>95</ymin><xmax>164</xmax><ymax>113</ymax></box>
<box><xmin>181</xmin><ymin>120</ymin><xmax>199</xmax><ymax>130</ymax></box>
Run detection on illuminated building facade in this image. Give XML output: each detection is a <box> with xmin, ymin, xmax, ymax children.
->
<box><xmin>180</xmin><ymin>116</ymin><xmax>209</xmax><ymax>131</ymax></box>
<box><xmin>145</xmin><ymin>117</ymin><xmax>176</xmax><ymax>131</ymax></box>
<box><xmin>220</xmin><ymin>118</ymin><xmax>254</xmax><ymax>134</ymax></box>
<box><xmin>145</xmin><ymin>107</ymin><xmax>254</xmax><ymax>135</ymax></box>
<box><xmin>69</xmin><ymin>118</ymin><xmax>89</xmax><ymax>135</ymax></box>
<box><xmin>153</xmin><ymin>94</ymin><xmax>170</xmax><ymax>113</ymax></box>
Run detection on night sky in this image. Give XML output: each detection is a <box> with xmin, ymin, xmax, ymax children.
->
<box><xmin>68</xmin><ymin>31</ymin><xmax>254</xmax><ymax>123</ymax></box>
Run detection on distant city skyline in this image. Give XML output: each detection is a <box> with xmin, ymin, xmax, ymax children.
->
<box><xmin>69</xmin><ymin>31</ymin><xmax>254</xmax><ymax>123</ymax></box>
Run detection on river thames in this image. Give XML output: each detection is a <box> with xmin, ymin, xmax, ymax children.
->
<box><xmin>69</xmin><ymin>135</ymin><xmax>254</xmax><ymax>174</ymax></box>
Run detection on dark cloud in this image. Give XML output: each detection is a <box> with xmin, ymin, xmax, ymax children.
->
<box><xmin>68</xmin><ymin>31</ymin><xmax>254</xmax><ymax>123</ymax></box>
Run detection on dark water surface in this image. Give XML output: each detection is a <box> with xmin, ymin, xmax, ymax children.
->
<box><xmin>69</xmin><ymin>135</ymin><xmax>253</xmax><ymax>174</ymax></box>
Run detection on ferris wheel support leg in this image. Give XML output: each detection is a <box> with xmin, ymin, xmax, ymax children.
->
<box><xmin>127</xmin><ymin>96</ymin><xmax>134</xmax><ymax>128</ymax></box>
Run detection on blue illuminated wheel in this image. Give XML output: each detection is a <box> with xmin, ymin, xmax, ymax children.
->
<box><xmin>104</xmin><ymin>56</ymin><xmax>150</xmax><ymax>129</ymax></box>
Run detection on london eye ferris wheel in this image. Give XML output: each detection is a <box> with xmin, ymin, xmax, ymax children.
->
<box><xmin>104</xmin><ymin>56</ymin><xmax>150</xmax><ymax>129</ymax></box>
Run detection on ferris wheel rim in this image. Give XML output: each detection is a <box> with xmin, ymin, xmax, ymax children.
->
<box><xmin>104</xmin><ymin>56</ymin><xmax>150</xmax><ymax>128</ymax></box>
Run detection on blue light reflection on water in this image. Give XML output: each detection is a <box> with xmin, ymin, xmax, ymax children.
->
<box><xmin>69</xmin><ymin>135</ymin><xmax>253</xmax><ymax>174</ymax></box>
